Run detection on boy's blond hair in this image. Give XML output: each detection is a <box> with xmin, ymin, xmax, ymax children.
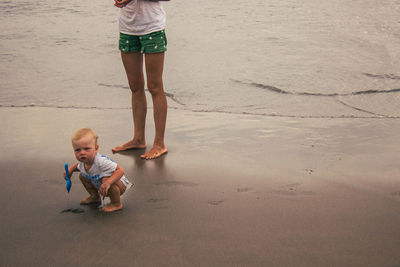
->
<box><xmin>72</xmin><ymin>128</ymin><xmax>99</xmax><ymax>146</ymax></box>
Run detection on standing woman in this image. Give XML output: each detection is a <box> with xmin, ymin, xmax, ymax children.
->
<box><xmin>113</xmin><ymin>0</ymin><xmax>168</xmax><ymax>160</ymax></box>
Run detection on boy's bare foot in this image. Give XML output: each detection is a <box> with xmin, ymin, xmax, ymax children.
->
<box><xmin>80</xmin><ymin>195</ymin><xmax>101</xmax><ymax>205</ymax></box>
<box><xmin>112</xmin><ymin>139</ymin><xmax>146</xmax><ymax>153</ymax></box>
<box><xmin>101</xmin><ymin>203</ymin><xmax>123</xmax><ymax>212</ymax></box>
<box><xmin>141</xmin><ymin>145</ymin><xmax>168</xmax><ymax>160</ymax></box>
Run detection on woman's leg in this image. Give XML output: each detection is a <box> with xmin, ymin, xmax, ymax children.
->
<box><xmin>142</xmin><ymin>52</ymin><xmax>168</xmax><ymax>159</ymax></box>
<box><xmin>112</xmin><ymin>51</ymin><xmax>148</xmax><ymax>152</ymax></box>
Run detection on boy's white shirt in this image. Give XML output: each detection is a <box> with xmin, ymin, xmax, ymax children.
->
<box><xmin>119</xmin><ymin>0</ymin><xmax>166</xmax><ymax>36</ymax></box>
<box><xmin>77</xmin><ymin>153</ymin><xmax>130</xmax><ymax>189</ymax></box>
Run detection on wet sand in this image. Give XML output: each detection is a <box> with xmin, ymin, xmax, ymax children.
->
<box><xmin>1</xmin><ymin>106</ymin><xmax>400</xmax><ymax>266</ymax></box>
<box><xmin>2</xmin><ymin>0</ymin><xmax>400</xmax><ymax>265</ymax></box>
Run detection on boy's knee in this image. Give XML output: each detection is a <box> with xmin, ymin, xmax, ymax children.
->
<box><xmin>104</xmin><ymin>183</ymin><xmax>121</xmax><ymax>198</ymax></box>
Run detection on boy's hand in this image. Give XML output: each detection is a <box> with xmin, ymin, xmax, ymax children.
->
<box><xmin>63</xmin><ymin>170</ymin><xmax>70</xmax><ymax>180</ymax></box>
<box><xmin>99</xmin><ymin>181</ymin><xmax>111</xmax><ymax>197</ymax></box>
<box><xmin>63</xmin><ymin>163</ymin><xmax>77</xmax><ymax>180</ymax></box>
<box><xmin>114</xmin><ymin>0</ymin><xmax>131</xmax><ymax>8</ymax></box>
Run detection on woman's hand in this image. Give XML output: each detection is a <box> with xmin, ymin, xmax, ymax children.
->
<box><xmin>114</xmin><ymin>0</ymin><xmax>132</xmax><ymax>8</ymax></box>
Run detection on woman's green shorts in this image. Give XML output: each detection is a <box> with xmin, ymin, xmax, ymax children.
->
<box><xmin>119</xmin><ymin>30</ymin><xmax>167</xmax><ymax>54</ymax></box>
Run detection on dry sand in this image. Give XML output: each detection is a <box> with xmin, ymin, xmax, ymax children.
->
<box><xmin>1</xmin><ymin>106</ymin><xmax>400</xmax><ymax>266</ymax></box>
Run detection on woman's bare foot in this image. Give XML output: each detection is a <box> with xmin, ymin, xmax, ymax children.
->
<box><xmin>101</xmin><ymin>203</ymin><xmax>123</xmax><ymax>212</ymax></box>
<box><xmin>112</xmin><ymin>139</ymin><xmax>146</xmax><ymax>153</ymax></box>
<box><xmin>141</xmin><ymin>145</ymin><xmax>168</xmax><ymax>160</ymax></box>
<box><xmin>80</xmin><ymin>195</ymin><xmax>100</xmax><ymax>205</ymax></box>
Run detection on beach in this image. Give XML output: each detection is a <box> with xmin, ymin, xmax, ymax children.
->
<box><xmin>1</xmin><ymin>107</ymin><xmax>400</xmax><ymax>266</ymax></box>
<box><xmin>1</xmin><ymin>0</ymin><xmax>400</xmax><ymax>266</ymax></box>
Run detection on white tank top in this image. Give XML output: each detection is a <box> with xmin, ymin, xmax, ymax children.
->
<box><xmin>119</xmin><ymin>0</ymin><xmax>166</xmax><ymax>36</ymax></box>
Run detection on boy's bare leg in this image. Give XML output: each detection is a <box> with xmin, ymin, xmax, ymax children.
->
<box><xmin>79</xmin><ymin>174</ymin><xmax>100</xmax><ymax>205</ymax></box>
<box><xmin>112</xmin><ymin>51</ymin><xmax>147</xmax><ymax>152</ymax></box>
<box><xmin>101</xmin><ymin>179</ymin><xmax>126</xmax><ymax>212</ymax></box>
<box><xmin>141</xmin><ymin>52</ymin><xmax>168</xmax><ymax>160</ymax></box>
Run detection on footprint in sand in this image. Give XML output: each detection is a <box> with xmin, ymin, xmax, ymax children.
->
<box><xmin>272</xmin><ymin>183</ymin><xmax>316</xmax><ymax>196</ymax></box>
<box><xmin>155</xmin><ymin>181</ymin><xmax>198</xmax><ymax>187</ymax></box>
<box><xmin>208</xmin><ymin>200</ymin><xmax>224</xmax><ymax>206</ymax></box>
<box><xmin>60</xmin><ymin>208</ymin><xmax>85</xmax><ymax>214</ymax></box>
<box><xmin>148</xmin><ymin>198</ymin><xmax>169</xmax><ymax>209</ymax></box>
<box><xmin>237</xmin><ymin>187</ymin><xmax>253</xmax><ymax>193</ymax></box>
<box><xmin>148</xmin><ymin>198</ymin><xmax>168</xmax><ymax>203</ymax></box>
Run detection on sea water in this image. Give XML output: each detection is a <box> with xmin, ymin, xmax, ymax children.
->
<box><xmin>1</xmin><ymin>0</ymin><xmax>400</xmax><ymax>118</ymax></box>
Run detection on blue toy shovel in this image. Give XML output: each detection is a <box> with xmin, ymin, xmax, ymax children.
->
<box><xmin>64</xmin><ymin>163</ymin><xmax>72</xmax><ymax>193</ymax></box>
